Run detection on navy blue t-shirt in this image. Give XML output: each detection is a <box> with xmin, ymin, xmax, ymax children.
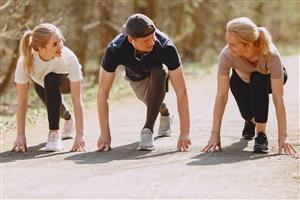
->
<box><xmin>101</xmin><ymin>29</ymin><xmax>181</xmax><ymax>81</ymax></box>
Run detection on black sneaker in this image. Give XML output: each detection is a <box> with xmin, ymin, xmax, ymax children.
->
<box><xmin>242</xmin><ymin>120</ymin><xmax>255</xmax><ymax>140</ymax></box>
<box><xmin>253</xmin><ymin>132</ymin><xmax>269</xmax><ymax>153</ymax></box>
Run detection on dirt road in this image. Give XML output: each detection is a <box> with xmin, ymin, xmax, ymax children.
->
<box><xmin>1</xmin><ymin>55</ymin><xmax>299</xmax><ymax>199</ymax></box>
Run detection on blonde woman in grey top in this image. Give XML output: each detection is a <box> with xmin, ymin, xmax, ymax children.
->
<box><xmin>202</xmin><ymin>17</ymin><xmax>296</xmax><ymax>155</ymax></box>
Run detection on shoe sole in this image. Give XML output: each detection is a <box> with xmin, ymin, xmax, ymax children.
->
<box><xmin>253</xmin><ymin>145</ymin><xmax>269</xmax><ymax>153</ymax></box>
<box><xmin>242</xmin><ymin>136</ymin><xmax>254</xmax><ymax>140</ymax></box>
<box><xmin>61</xmin><ymin>135</ymin><xmax>74</xmax><ymax>140</ymax></box>
<box><xmin>158</xmin><ymin>133</ymin><xmax>171</xmax><ymax>137</ymax></box>
<box><xmin>43</xmin><ymin>147</ymin><xmax>64</xmax><ymax>152</ymax></box>
<box><xmin>158</xmin><ymin>129</ymin><xmax>171</xmax><ymax>136</ymax></box>
<box><xmin>137</xmin><ymin>146</ymin><xmax>155</xmax><ymax>151</ymax></box>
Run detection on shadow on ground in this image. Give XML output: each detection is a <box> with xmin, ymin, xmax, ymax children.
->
<box><xmin>188</xmin><ymin>139</ymin><xmax>280</xmax><ymax>166</ymax></box>
<box><xmin>65</xmin><ymin>136</ymin><xmax>179</xmax><ymax>164</ymax></box>
<box><xmin>0</xmin><ymin>142</ymin><xmax>72</xmax><ymax>163</ymax></box>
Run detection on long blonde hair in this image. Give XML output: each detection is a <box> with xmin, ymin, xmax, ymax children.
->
<box><xmin>19</xmin><ymin>23</ymin><xmax>65</xmax><ymax>74</ymax></box>
<box><xmin>226</xmin><ymin>17</ymin><xmax>273</xmax><ymax>55</ymax></box>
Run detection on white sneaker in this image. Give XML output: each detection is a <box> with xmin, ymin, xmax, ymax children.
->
<box><xmin>44</xmin><ymin>131</ymin><xmax>64</xmax><ymax>152</ymax></box>
<box><xmin>158</xmin><ymin>115</ymin><xmax>173</xmax><ymax>137</ymax></box>
<box><xmin>137</xmin><ymin>128</ymin><xmax>155</xmax><ymax>151</ymax></box>
<box><xmin>62</xmin><ymin>118</ymin><xmax>75</xmax><ymax>139</ymax></box>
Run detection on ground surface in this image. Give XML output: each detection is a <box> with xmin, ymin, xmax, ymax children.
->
<box><xmin>1</xmin><ymin>56</ymin><xmax>299</xmax><ymax>199</ymax></box>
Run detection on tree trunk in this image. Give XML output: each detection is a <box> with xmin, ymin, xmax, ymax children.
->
<box><xmin>0</xmin><ymin>45</ymin><xmax>19</xmax><ymax>95</ymax></box>
<box><xmin>0</xmin><ymin>1</ymin><xmax>31</xmax><ymax>96</ymax></box>
<box><xmin>147</xmin><ymin>0</ymin><xmax>157</xmax><ymax>21</ymax></box>
<box><xmin>73</xmin><ymin>1</ymin><xmax>90</xmax><ymax>75</ymax></box>
<box><xmin>95</xmin><ymin>0</ymin><xmax>114</xmax><ymax>83</ymax></box>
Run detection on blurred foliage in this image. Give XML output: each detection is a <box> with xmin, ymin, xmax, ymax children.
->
<box><xmin>0</xmin><ymin>0</ymin><xmax>299</xmax><ymax>135</ymax></box>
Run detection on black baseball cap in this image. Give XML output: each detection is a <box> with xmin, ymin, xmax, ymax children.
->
<box><xmin>122</xmin><ymin>13</ymin><xmax>156</xmax><ymax>38</ymax></box>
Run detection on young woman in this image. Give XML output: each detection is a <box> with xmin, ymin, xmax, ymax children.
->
<box><xmin>12</xmin><ymin>23</ymin><xmax>85</xmax><ymax>152</ymax></box>
<box><xmin>203</xmin><ymin>17</ymin><xmax>296</xmax><ymax>155</ymax></box>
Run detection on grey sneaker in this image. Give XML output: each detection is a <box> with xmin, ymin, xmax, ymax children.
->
<box><xmin>137</xmin><ymin>128</ymin><xmax>155</xmax><ymax>151</ymax></box>
<box><xmin>158</xmin><ymin>115</ymin><xmax>173</xmax><ymax>137</ymax></box>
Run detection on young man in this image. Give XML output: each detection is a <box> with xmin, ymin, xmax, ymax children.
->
<box><xmin>97</xmin><ymin>13</ymin><xmax>191</xmax><ymax>151</ymax></box>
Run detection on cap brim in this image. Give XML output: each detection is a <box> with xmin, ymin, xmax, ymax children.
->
<box><xmin>121</xmin><ymin>24</ymin><xmax>128</xmax><ymax>36</ymax></box>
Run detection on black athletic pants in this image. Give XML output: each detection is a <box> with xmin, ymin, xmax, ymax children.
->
<box><xmin>33</xmin><ymin>73</ymin><xmax>71</xmax><ymax>130</ymax></box>
<box><xmin>229</xmin><ymin>68</ymin><xmax>287</xmax><ymax>123</ymax></box>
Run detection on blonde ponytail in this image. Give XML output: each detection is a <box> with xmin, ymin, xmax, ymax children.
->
<box><xmin>19</xmin><ymin>23</ymin><xmax>65</xmax><ymax>74</ymax></box>
<box><xmin>255</xmin><ymin>27</ymin><xmax>273</xmax><ymax>54</ymax></box>
<box><xmin>19</xmin><ymin>31</ymin><xmax>34</xmax><ymax>74</ymax></box>
<box><xmin>227</xmin><ymin>17</ymin><xmax>273</xmax><ymax>55</ymax></box>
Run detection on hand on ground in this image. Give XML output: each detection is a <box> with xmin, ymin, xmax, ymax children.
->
<box><xmin>177</xmin><ymin>134</ymin><xmax>191</xmax><ymax>151</ymax></box>
<box><xmin>278</xmin><ymin>135</ymin><xmax>298</xmax><ymax>158</ymax></box>
<box><xmin>97</xmin><ymin>134</ymin><xmax>111</xmax><ymax>152</ymax></box>
<box><xmin>202</xmin><ymin>134</ymin><xmax>221</xmax><ymax>152</ymax></box>
<box><xmin>71</xmin><ymin>135</ymin><xmax>86</xmax><ymax>152</ymax></box>
<box><xmin>11</xmin><ymin>135</ymin><xmax>28</xmax><ymax>152</ymax></box>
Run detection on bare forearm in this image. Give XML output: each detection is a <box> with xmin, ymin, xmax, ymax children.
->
<box><xmin>177</xmin><ymin>92</ymin><xmax>190</xmax><ymax>136</ymax></box>
<box><xmin>16</xmin><ymin>101</ymin><xmax>27</xmax><ymax>137</ymax></box>
<box><xmin>273</xmin><ymin>97</ymin><xmax>287</xmax><ymax>138</ymax></box>
<box><xmin>211</xmin><ymin>94</ymin><xmax>228</xmax><ymax>135</ymax></box>
<box><xmin>73</xmin><ymin>101</ymin><xmax>84</xmax><ymax>136</ymax></box>
<box><xmin>97</xmin><ymin>95</ymin><xmax>111</xmax><ymax>136</ymax></box>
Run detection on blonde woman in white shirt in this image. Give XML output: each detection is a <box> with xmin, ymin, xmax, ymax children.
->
<box><xmin>12</xmin><ymin>23</ymin><xmax>85</xmax><ymax>152</ymax></box>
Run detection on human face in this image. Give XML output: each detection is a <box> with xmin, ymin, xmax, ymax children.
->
<box><xmin>129</xmin><ymin>33</ymin><xmax>155</xmax><ymax>53</ymax></box>
<box><xmin>226</xmin><ymin>31</ymin><xmax>247</xmax><ymax>56</ymax></box>
<box><xmin>38</xmin><ymin>33</ymin><xmax>63</xmax><ymax>61</ymax></box>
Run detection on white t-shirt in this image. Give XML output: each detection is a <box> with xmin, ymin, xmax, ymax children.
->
<box><xmin>15</xmin><ymin>46</ymin><xmax>83</xmax><ymax>87</ymax></box>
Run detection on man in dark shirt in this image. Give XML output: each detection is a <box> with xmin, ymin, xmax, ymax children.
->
<box><xmin>97</xmin><ymin>13</ymin><xmax>191</xmax><ymax>151</ymax></box>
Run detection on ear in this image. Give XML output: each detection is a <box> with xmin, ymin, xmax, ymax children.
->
<box><xmin>127</xmin><ymin>35</ymin><xmax>134</xmax><ymax>44</ymax></box>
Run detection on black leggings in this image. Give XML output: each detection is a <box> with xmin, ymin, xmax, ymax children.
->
<box><xmin>144</xmin><ymin>67</ymin><xmax>167</xmax><ymax>131</ymax></box>
<box><xmin>229</xmin><ymin>69</ymin><xmax>287</xmax><ymax>123</ymax></box>
<box><xmin>33</xmin><ymin>73</ymin><xmax>71</xmax><ymax>130</ymax></box>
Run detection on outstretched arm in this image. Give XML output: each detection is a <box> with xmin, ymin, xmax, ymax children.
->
<box><xmin>271</xmin><ymin>78</ymin><xmax>297</xmax><ymax>156</ymax></box>
<box><xmin>70</xmin><ymin>80</ymin><xmax>85</xmax><ymax>152</ymax></box>
<box><xmin>169</xmin><ymin>66</ymin><xmax>191</xmax><ymax>151</ymax></box>
<box><xmin>97</xmin><ymin>68</ymin><xmax>115</xmax><ymax>151</ymax></box>
<box><xmin>12</xmin><ymin>83</ymin><xmax>28</xmax><ymax>152</ymax></box>
<box><xmin>202</xmin><ymin>73</ymin><xmax>229</xmax><ymax>152</ymax></box>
